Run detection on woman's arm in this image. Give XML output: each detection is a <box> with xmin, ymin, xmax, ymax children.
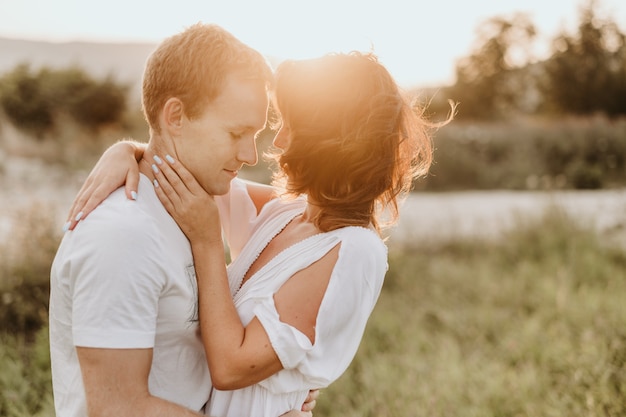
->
<box><xmin>151</xmin><ymin>155</ymin><xmax>332</xmax><ymax>390</ymax></box>
<box><xmin>64</xmin><ymin>141</ymin><xmax>277</xmax><ymax>232</ymax></box>
<box><xmin>65</xmin><ymin>140</ymin><xmax>146</xmax><ymax>231</ymax></box>
<box><xmin>150</xmin><ymin>155</ymin><xmax>281</xmax><ymax>388</ymax></box>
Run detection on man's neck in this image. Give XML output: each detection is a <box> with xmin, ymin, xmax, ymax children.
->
<box><xmin>139</xmin><ymin>141</ymin><xmax>169</xmax><ymax>182</ymax></box>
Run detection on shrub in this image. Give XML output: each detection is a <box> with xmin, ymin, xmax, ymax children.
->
<box><xmin>423</xmin><ymin>117</ymin><xmax>626</xmax><ymax>191</ymax></box>
<box><xmin>0</xmin><ymin>64</ymin><xmax>54</xmax><ymax>137</ymax></box>
<box><xmin>0</xmin><ymin>64</ymin><xmax>128</xmax><ymax>135</ymax></box>
<box><xmin>69</xmin><ymin>78</ymin><xmax>127</xmax><ymax>127</ymax></box>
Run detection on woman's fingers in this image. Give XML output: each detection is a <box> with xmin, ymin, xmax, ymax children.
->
<box><xmin>162</xmin><ymin>155</ymin><xmax>206</xmax><ymax>196</ymax></box>
<box><xmin>124</xmin><ymin>162</ymin><xmax>140</xmax><ymax>201</ymax></box>
<box><xmin>151</xmin><ymin>160</ymin><xmax>182</xmax><ymax>211</ymax></box>
<box><xmin>65</xmin><ymin>178</ymin><xmax>103</xmax><ymax>231</ymax></box>
<box><xmin>151</xmin><ymin>154</ymin><xmax>222</xmax><ymax>243</ymax></box>
<box><xmin>152</xmin><ymin>174</ymin><xmax>176</xmax><ymax>216</ymax></box>
<box><xmin>301</xmin><ymin>389</ymin><xmax>319</xmax><ymax>412</ymax></box>
<box><xmin>153</xmin><ymin>154</ymin><xmax>205</xmax><ymax>197</ymax></box>
<box><xmin>67</xmin><ymin>187</ymin><xmax>105</xmax><ymax>230</ymax></box>
<box><xmin>63</xmin><ymin>141</ymin><xmax>142</xmax><ymax>232</ymax></box>
<box><xmin>64</xmin><ymin>180</ymin><xmax>92</xmax><ymax>230</ymax></box>
<box><xmin>151</xmin><ymin>154</ymin><xmax>206</xmax><ymax>207</ymax></box>
<box><xmin>153</xmin><ymin>155</ymin><xmax>188</xmax><ymax>195</ymax></box>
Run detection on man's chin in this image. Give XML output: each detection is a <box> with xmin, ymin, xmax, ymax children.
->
<box><xmin>202</xmin><ymin>180</ymin><xmax>232</xmax><ymax>196</ymax></box>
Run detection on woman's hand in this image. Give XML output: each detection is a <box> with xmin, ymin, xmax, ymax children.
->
<box><xmin>278</xmin><ymin>390</ymin><xmax>319</xmax><ymax>417</ymax></box>
<box><xmin>151</xmin><ymin>155</ymin><xmax>222</xmax><ymax>245</ymax></box>
<box><xmin>301</xmin><ymin>389</ymin><xmax>319</xmax><ymax>412</ymax></box>
<box><xmin>65</xmin><ymin>140</ymin><xmax>145</xmax><ymax>231</ymax></box>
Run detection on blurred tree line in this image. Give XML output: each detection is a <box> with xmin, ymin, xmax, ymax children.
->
<box><xmin>413</xmin><ymin>0</ymin><xmax>626</xmax><ymax>191</ymax></box>
<box><xmin>426</xmin><ymin>0</ymin><xmax>626</xmax><ymax>120</ymax></box>
<box><xmin>1</xmin><ymin>1</ymin><xmax>623</xmax><ymax>135</ymax></box>
<box><xmin>0</xmin><ymin>0</ymin><xmax>624</xmax><ymax>190</ymax></box>
<box><xmin>0</xmin><ymin>64</ymin><xmax>128</xmax><ymax>138</ymax></box>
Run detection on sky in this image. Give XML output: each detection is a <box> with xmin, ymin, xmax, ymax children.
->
<box><xmin>1</xmin><ymin>0</ymin><xmax>625</xmax><ymax>87</ymax></box>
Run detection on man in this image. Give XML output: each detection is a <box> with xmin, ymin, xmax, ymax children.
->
<box><xmin>49</xmin><ymin>23</ymin><xmax>313</xmax><ymax>417</ymax></box>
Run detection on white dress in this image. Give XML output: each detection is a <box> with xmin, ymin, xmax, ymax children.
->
<box><xmin>208</xmin><ymin>181</ymin><xmax>388</xmax><ymax>417</ymax></box>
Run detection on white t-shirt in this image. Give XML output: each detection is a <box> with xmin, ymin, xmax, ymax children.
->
<box><xmin>207</xmin><ymin>187</ymin><xmax>388</xmax><ymax>417</ymax></box>
<box><xmin>49</xmin><ymin>174</ymin><xmax>211</xmax><ymax>417</ymax></box>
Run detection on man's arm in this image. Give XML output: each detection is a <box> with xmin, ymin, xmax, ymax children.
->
<box><xmin>77</xmin><ymin>347</ymin><xmax>202</xmax><ymax>417</ymax></box>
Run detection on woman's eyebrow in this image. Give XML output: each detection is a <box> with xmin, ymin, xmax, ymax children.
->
<box><xmin>226</xmin><ymin>124</ymin><xmax>259</xmax><ymax>133</ymax></box>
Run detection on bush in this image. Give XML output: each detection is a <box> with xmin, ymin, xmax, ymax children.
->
<box><xmin>0</xmin><ymin>64</ymin><xmax>54</xmax><ymax>137</ymax></box>
<box><xmin>423</xmin><ymin>117</ymin><xmax>626</xmax><ymax>190</ymax></box>
<box><xmin>69</xmin><ymin>79</ymin><xmax>127</xmax><ymax>127</ymax></box>
<box><xmin>0</xmin><ymin>64</ymin><xmax>128</xmax><ymax>135</ymax></box>
<box><xmin>533</xmin><ymin>117</ymin><xmax>626</xmax><ymax>189</ymax></box>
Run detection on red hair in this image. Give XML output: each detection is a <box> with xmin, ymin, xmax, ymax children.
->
<box><xmin>269</xmin><ymin>52</ymin><xmax>441</xmax><ymax>234</ymax></box>
<box><xmin>142</xmin><ymin>23</ymin><xmax>273</xmax><ymax>133</ymax></box>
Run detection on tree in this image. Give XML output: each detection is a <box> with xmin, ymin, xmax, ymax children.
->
<box><xmin>448</xmin><ymin>13</ymin><xmax>536</xmax><ymax>120</ymax></box>
<box><xmin>542</xmin><ymin>0</ymin><xmax>626</xmax><ymax>116</ymax></box>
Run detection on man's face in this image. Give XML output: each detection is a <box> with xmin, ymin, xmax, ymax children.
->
<box><xmin>174</xmin><ymin>74</ymin><xmax>269</xmax><ymax>195</ymax></box>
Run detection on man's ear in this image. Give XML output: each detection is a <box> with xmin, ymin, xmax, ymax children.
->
<box><xmin>162</xmin><ymin>97</ymin><xmax>184</xmax><ymax>136</ymax></box>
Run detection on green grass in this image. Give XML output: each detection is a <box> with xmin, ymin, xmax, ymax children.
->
<box><xmin>0</xmin><ymin>328</ymin><xmax>54</xmax><ymax>417</ymax></box>
<box><xmin>0</xmin><ymin>205</ymin><xmax>57</xmax><ymax>417</ymax></box>
<box><xmin>317</xmin><ymin>208</ymin><xmax>626</xmax><ymax>417</ymax></box>
<box><xmin>1</xmin><ymin>205</ymin><xmax>625</xmax><ymax>416</ymax></box>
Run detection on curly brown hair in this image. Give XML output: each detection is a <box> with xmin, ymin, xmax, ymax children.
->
<box><xmin>142</xmin><ymin>23</ymin><xmax>273</xmax><ymax>133</ymax></box>
<box><xmin>269</xmin><ymin>52</ymin><xmax>446</xmax><ymax>234</ymax></box>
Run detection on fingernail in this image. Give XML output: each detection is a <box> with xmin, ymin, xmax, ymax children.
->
<box><xmin>151</xmin><ymin>164</ymin><xmax>159</xmax><ymax>174</ymax></box>
<box><xmin>131</xmin><ymin>191</ymin><xmax>138</xmax><ymax>200</ymax></box>
<box><xmin>75</xmin><ymin>211</ymin><xmax>84</xmax><ymax>222</ymax></box>
<box><xmin>62</xmin><ymin>221</ymin><xmax>71</xmax><ymax>233</ymax></box>
<box><xmin>153</xmin><ymin>179</ymin><xmax>159</xmax><ymax>188</ymax></box>
<box><xmin>165</xmin><ymin>154</ymin><xmax>175</xmax><ymax>164</ymax></box>
<box><xmin>153</xmin><ymin>155</ymin><xmax>163</xmax><ymax>164</ymax></box>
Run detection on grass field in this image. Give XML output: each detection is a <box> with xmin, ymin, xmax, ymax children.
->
<box><xmin>316</xmin><ymin>207</ymin><xmax>626</xmax><ymax>417</ymax></box>
<box><xmin>1</xmin><ymin>204</ymin><xmax>625</xmax><ymax>416</ymax></box>
<box><xmin>1</xmin><ymin>69</ymin><xmax>625</xmax><ymax>416</ymax></box>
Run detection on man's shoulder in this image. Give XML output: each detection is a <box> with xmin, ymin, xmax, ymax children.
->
<box><xmin>69</xmin><ymin>188</ymin><xmax>165</xmax><ymax>245</ymax></box>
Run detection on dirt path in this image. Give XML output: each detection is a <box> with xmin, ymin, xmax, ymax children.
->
<box><xmin>390</xmin><ymin>189</ymin><xmax>626</xmax><ymax>248</ymax></box>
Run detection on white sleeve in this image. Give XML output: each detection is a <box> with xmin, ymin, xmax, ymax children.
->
<box><xmin>255</xmin><ymin>228</ymin><xmax>388</xmax><ymax>386</ymax></box>
<box><xmin>215</xmin><ymin>178</ymin><xmax>259</xmax><ymax>260</ymax></box>
<box><xmin>69</xmin><ymin>216</ymin><xmax>166</xmax><ymax>349</ymax></box>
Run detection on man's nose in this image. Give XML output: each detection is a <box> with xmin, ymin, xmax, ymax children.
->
<box><xmin>238</xmin><ymin>135</ymin><xmax>258</xmax><ymax>166</ymax></box>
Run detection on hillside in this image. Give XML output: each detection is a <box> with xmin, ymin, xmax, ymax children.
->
<box><xmin>0</xmin><ymin>37</ymin><xmax>284</xmax><ymax>101</ymax></box>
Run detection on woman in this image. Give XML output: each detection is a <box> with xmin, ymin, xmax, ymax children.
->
<box><xmin>67</xmin><ymin>52</ymin><xmax>448</xmax><ymax>416</ymax></box>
